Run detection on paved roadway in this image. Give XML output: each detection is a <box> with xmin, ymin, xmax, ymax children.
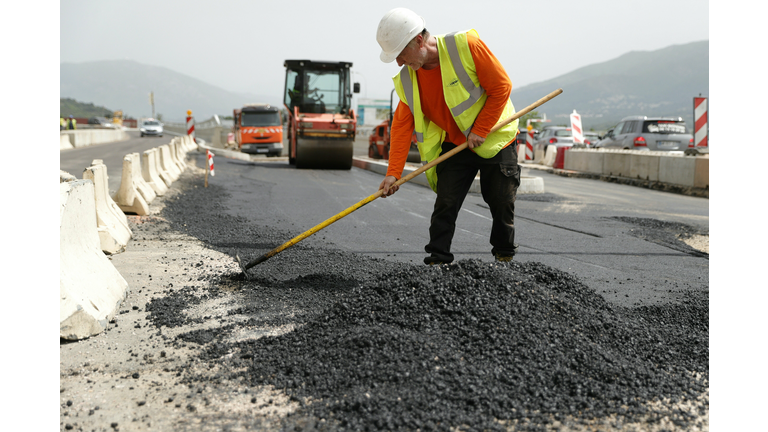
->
<box><xmin>60</xmin><ymin>131</ymin><xmax>709</xmax><ymax>308</ymax></box>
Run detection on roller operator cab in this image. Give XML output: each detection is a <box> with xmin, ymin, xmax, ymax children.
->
<box><xmin>234</xmin><ymin>104</ymin><xmax>283</xmax><ymax>156</ymax></box>
<box><xmin>284</xmin><ymin>60</ymin><xmax>360</xmax><ymax>169</ymax></box>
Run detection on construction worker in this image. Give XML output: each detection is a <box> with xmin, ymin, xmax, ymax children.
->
<box><xmin>67</xmin><ymin>115</ymin><xmax>77</xmax><ymax>130</ymax></box>
<box><xmin>60</xmin><ymin>117</ymin><xmax>66</xmax><ymax>131</ymax></box>
<box><xmin>375</xmin><ymin>8</ymin><xmax>521</xmax><ymax>265</ymax></box>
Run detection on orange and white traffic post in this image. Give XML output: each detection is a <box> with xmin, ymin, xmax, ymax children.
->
<box><xmin>205</xmin><ymin>149</ymin><xmax>215</xmax><ymax>187</ymax></box>
<box><xmin>186</xmin><ymin>110</ymin><xmax>196</xmax><ymax>142</ymax></box>
<box><xmin>693</xmin><ymin>97</ymin><xmax>708</xmax><ymax>147</ymax></box>
<box><xmin>570</xmin><ymin>110</ymin><xmax>583</xmax><ymax>145</ymax></box>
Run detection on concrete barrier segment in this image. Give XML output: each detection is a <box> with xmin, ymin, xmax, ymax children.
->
<box><xmin>60</xmin><ymin>180</ymin><xmax>129</xmax><ymax>340</ymax></box>
<box><xmin>83</xmin><ymin>164</ymin><xmax>132</xmax><ymax>254</ymax></box>
<box><xmin>142</xmin><ymin>150</ymin><xmax>168</xmax><ymax>196</ymax></box>
<box><xmin>542</xmin><ymin>146</ymin><xmax>557</xmax><ymax>167</ymax></box>
<box><xmin>151</xmin><ymin>148</ymin><xmax>173</xmax><ymax>188</ymax></box>
<box><xmin>694</xmin><ymin>156</ymin><xmax>709</xmax><ymax>189</ymax></box>
<box><xmin>60</xmin><ymin>134</ymin><xmax>74</xmax><ymax>150</ymax></box>
<box><xmin>170</xmin><ymin>139</ymin><xmax>185</xmax><ymax>173</ymax></box>
<box><xmin>159</xmin><ymin>145</ymin><xmax>181</xmax><ymax>181</ymax></box>
<box><xmin>129</xmin><ymin>152</ymin><xmax>157</xmax><ymax>204</ymax></box>
<box><xmin>89</xmin><ymin>160</ymin><xmax>130</xmax><ymax>228</ymax></box>
<box><xmin>112</xmin><ymin>155</ymin><xmax>150</xmax><ymax>215</ymax></box>
<box><xmin>172</xmin><ymin>139</ymin><xmax>188</xmax><ymax>173</ymax></box>
<box><xmin>658</xmin><ymin>154</ymin><xmax>696</xmax><ymax>187</ymax></box>
<box><xmin>61</xmin><ymin>170</ymin><xmax>77</xmax><ymax>183</ymax></box>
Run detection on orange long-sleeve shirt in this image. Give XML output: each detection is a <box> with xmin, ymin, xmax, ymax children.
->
<box><xmin>386</xmin><ymin>31</ymin><xmax>513</xmax><ymax>179</ymax></box>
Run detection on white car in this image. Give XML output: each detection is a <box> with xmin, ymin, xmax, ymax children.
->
<box><xmin>140</xmin><ymin>119</ymin><xmax>164</xmax><ymax>137</ymax></box>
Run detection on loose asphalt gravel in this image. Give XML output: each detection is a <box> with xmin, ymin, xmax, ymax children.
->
<box><xmin>59</xmin><ymin>163</ymin><xmax>708</xmax><ymax>432</ymax></box>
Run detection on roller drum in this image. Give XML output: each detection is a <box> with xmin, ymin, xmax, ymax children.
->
<box><xmin>295</xmin><ymin>137</ymin><xmax>353</xmax><ymax>170</ymax></box>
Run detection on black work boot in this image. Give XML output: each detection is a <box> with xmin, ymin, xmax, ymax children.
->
<box><xmin>424</xmin><ymin>255</ymin><xmax>453</xmax><ymax>265</ymax></box>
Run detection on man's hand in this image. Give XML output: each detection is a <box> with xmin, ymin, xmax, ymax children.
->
<box><xmin>379</xmin><ymin>175</ymin><xmax>399</xmax><ymax>198</ymax></box>
<box><xmin>467</xmin><ymin>132</ymin><xmax>486</xmax><ymax>149</ymax></box>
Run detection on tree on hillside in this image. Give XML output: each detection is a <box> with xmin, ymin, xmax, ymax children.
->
<box><xmin>60</xmin><ymin>98</ymin><xmax>113</xmax><ymax>118</ymax></box>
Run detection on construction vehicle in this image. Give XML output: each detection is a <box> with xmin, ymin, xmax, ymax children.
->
<box><xmin>233</xmin><ymin>103</ymin><xmax>283</xmax><ymax>156</ymax></box>
<box><xmin>368</xmin><ymin>89</ymin><xmax>419</xmax><ymax>162</ymax></box>
<box><xmin>283</xmin><ymin>60</ymin><xmax>359</xmax><ymax>169</ymax></box>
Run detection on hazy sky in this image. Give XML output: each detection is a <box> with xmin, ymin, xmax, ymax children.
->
<box><xmin>60</xmin><ymin>0</ymin><xmax>709</xmax><ymax>102</ymax></box>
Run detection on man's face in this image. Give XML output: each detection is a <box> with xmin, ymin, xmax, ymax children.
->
<box><xmin>396</xmin><ymin>35</ymin><xmax>426</xmax><ymax>70</ymax></box>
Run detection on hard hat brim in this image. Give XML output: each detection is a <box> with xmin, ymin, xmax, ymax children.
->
<box><xmin>380</xmin><ymin>49</ymin><xmax>400</xmax><ymax>64</ymax></box>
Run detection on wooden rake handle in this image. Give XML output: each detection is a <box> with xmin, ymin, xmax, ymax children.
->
<box><xmin>238</xmin><ymin>88</ymin><xmax>563</xmax><ymax>273</ymax></box>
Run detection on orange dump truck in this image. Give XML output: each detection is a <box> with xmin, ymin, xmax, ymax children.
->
<box><xmin>233</xmin><ymin>103</ymin><xmax>283</xmax><ymax>157</ymax></box>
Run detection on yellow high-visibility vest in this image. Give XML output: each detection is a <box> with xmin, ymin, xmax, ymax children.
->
<box><xmin>393</xmin><ymin>29</ymin><xmax>518</xmax><ymax>192</ymax></box>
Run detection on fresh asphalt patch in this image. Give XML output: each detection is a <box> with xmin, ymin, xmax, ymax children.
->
<box><xmin>60</xmin><ymin>167</ymin><xmax>708</xmax><ymax>431</ymax></box>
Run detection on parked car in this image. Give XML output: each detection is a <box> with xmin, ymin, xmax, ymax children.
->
<box><xmin>596</xmin><ymin>116</ymin><xmax>693</xmax><ymax>151</ymax></box>
<box><xmin>88</xmin><ymin>116</ymin><xmax>118</xmax><ymax>129</ymax></box>
<box><xmin>140</xmin><ymin>119</ymin><xmax>164</xmax><ymax>137</ymax></box>
<box><xmin>533</xmin><ymin>126</ymin><xmax>573</xmax><ymax>159</ymax></box>
<box><xmin>584</xmin><ymin>131</ymin><xmax>601</xmax><ymax>147</ymax></box>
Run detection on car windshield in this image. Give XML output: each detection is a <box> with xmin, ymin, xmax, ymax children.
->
<box><xmin>643</xmin><ymin>121</ymin><xmax>686</xmax><ymax>134</ymax></box>
<box><xmin>555</xmin><ymin>130</ymin><xmax>572</xmax><ymax>137</ymax></box>
<box><xmin>242</xmin><ymin>112</ymin><xmax>281</xmax><ymax>127</ymax></box>
<box><xmin>143</xmin><ymin>121</ymin><xmax>160</xmax><ymax>126</ymax></box>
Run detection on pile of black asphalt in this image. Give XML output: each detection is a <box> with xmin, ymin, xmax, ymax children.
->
<box><xmin>149</xmin><ymin>178</ymin><xmax>708</xmax><ymax>431</ymax></box>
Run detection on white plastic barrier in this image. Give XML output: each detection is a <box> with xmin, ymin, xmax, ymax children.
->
<box><xmin>142</xmin><ymin>149</ymin><xmax>168</xmax><ymax>196</ymax></box>
<box><xmin>60</xmin><ymin>179</ymin><xmax>129</xmax><ymax>340</ymax></box>
<box><xmin>112</xmin><ymin>154</ymin><xmax>150</xmax><ymax>215</ymax></box>
<box><xmin>159</xmin><ymin>144</ymin><xmax>181</xmax><ymax>181</ymax></box>
<box><xmin>129</xmin><ymin>152</ymin><xmax>157</xmax><ymax>204</ymax></box>
<box><xmin>151</xmin><ymin>147</ymin><xmax>173</xmax><ymax>188</ymax></box>
<box><xmin>83</xmin><ymin>163</ymin><xmax>132</xmax><ymax>254</ymax></box>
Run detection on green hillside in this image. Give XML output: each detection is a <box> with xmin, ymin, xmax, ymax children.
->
<box><xmin>510</xmin><ymin>41</ymin><xmax>709</xmax><ymax>131</ymax></box>
<box><xmin>60</xmin><ymin>60</ymin><xmax>273</xmax><ymax>122</ymax></box>
<box><xmin>60</xmin><ymin>98</ymin><xmax>113</xmax><ymax>118</ymax></box>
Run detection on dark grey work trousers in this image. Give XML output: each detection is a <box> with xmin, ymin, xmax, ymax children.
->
<box><xmin>424</xmin><ymin>141</ymin><xmax>521</xmax><ymax>262</ymax></box>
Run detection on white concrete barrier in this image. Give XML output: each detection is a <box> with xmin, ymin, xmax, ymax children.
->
<box><xmin>91</xmin><ymin>160</ymin><xmax>131</xmax><ymax>228</ymax></box>
<box><xmin>542</xmin><ymin>146</ymin><xmax>557</xmax><ymax>167</ymax></box>
<box><xmin>564</xmin><ymin>149</ymin><xmax>604</xmax><ymax>174</ymax></box>
<box><xmin>113</xmin><ymin>154</ymin><xmax>150</xmax><ymax>215</ymax></box>
<box><xmin>159</xmin><ymin>145</ymin><xmax>181</xmax><ymax>181</ymax></box>
<box><xmin>60</xmin><ymin>170</ymin><xmax>77</xmax><ymax>183</ymax></box>
<box><xmin>60</xmin><ymin>179</ymin><xmax>129</xmax><ymax>340</ymax></box>
<box><xmin>129</xmin><ymin>152</ymin><xmax>157</xmax><ymax>204</ymax></box>
<box><xmin>603</xmin><ymin>150</ymin><xmax>632</xmax><ymax>177</ymax></box>
<box><xmin>658</xmin><ymin>154</ymin><xmax>696</xmax><ymax>187</ymax></box>
<box><xmin>694</xmin><ymin>156</ymin><xmax>709</xmax><ymax>189</ymax></box>
<box><xmin>60</xmin><ymin>134</ymin><xmax>74</xmax><ymax>150</ymax></box>
<box><xmin>170</xmin><ymin>138</ymin><xmax>186</xmax><ymax>173</ymax></box>
<box><xmin>151</xmin><ymin>147</ymin><xmax>173</xmax><ymax>188</ymax></box>
<box><xmin>142</xmin><ymin>149</ymin><xmax>168</xmax><ymax>196</ymax></box>
<box><xmin>83</xmin><ymin>163</ymin><xmax>133</xmax><ymax>254</ymax></box>
<box><xmin>61</xmin><ymin>129</ymin><xmax>129</xmax><ymax>149</ymax></box>
<box><xmin>629</xmin><ymin>152</ymin><xmax>661</xmax><ymax>181</ymax></box>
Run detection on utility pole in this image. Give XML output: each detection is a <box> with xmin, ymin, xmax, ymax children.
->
<box><xmin>149</xmin><ymin>91</ymin><xmax>155</xmax><ymax>119</ymax></box>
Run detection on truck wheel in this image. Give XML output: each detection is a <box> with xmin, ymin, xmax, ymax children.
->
<box><xmin>369</xmin><ymin>144</ymin><xmax>380</xmax><ymax>159</ymax></box>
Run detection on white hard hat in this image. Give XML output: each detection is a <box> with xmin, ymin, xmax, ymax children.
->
<box><xmin>376</xmin><ymin>8</ymin><xmax>425</xmax><ymax>63</ymax></box>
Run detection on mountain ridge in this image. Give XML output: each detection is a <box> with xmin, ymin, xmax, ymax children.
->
<box><xmin>61</xmin><ymin>41</ymin><xmax>708</xmax><ymax>129</ymax></box>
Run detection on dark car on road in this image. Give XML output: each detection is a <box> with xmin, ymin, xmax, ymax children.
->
<box><xmin>596</xmin><ymin>116</ymin><xmax>693</xmax><ymax>151</ymax></box>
